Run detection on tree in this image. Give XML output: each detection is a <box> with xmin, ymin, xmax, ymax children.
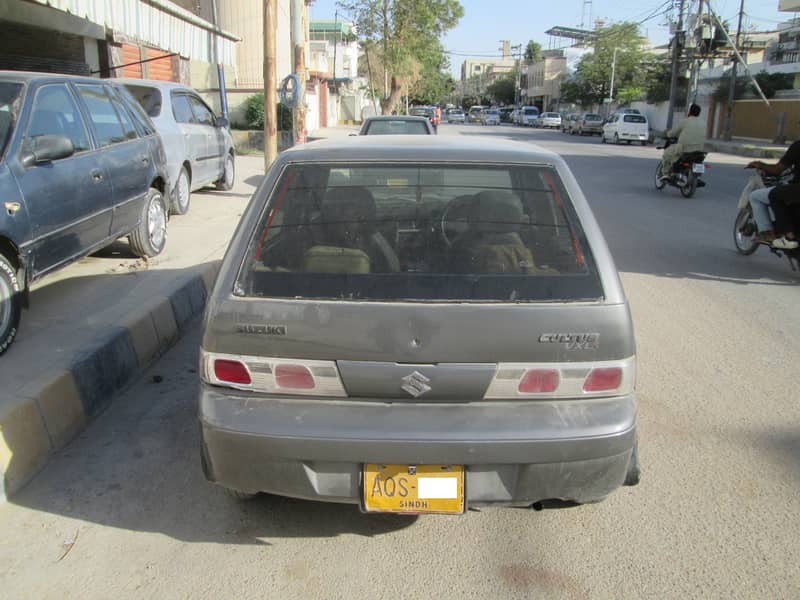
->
<box><xmin>645</xmin><ymin>61</ymin><xmax>686</xmax><ymax>105</ymax></box>
<box><xmin>486</xmin><ymin>71</ymin><xmax>517</xmax><ymax>104</ymax></box>
<box><xmin>713</xmin><ymin>69</ymin><xmax>747</xmax><ymax>102</ymax></box>
<box><xmin>339</xmin><ymin>0</ymin><xmax>464</xmax><ymax>114</ymax></box>
<box><xmin>568</xmin><ymin>22</ymin><xmax>648</xmax><ymax>106</ymax></box>
<box><xmin>560</xmin><ymin>75</ymin><xmax>596</xmax><ymax>106</ymax></box>
<box><xmin>524</xmin><ymin>40</ymin><xmax>541</xmax><ymax>64</ymax></box>
<box><xmin>753</xmin><ymin>70</ymin><xmax>794</xmax><ymax>99</ymax></box>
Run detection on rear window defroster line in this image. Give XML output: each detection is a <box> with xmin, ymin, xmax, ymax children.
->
<box><xmin>542</xmin><ymin>171</ymin><xmax>585</xmax><ymax>267</ymax></box>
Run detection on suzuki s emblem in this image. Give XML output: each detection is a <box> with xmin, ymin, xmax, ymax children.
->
<box><xmin>401</xmin><ymin>371</ymin><xmax>432</xmax><ymax>398</ymax></box>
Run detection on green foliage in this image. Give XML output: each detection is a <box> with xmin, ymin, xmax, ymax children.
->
<box><xmin>645</xmin><ymin>61</ymin><xmax>686</xmax><ymax>105</ymax></box>
<box><xmin>617</xmin><ymin>87</ymin><xmax>644</xmax><ymax>104</ymax></box>
<box><xmin>486</xmin><ymin>72</ymin><xmax>517</xmax><ymax>104</ymax></box>
<box><xmin>753</xmin><ymin>70</ymin><xmax>794</xmax><ymax>99</ymax></box>
<box><xmin>524</xmin><ymin>40</ymin><xmax>542</xmax><ymax>64</ymax></box>
<box><xmin>338</xmin><ymin>0</ymin><xmax>464</xmax><ymax>112</ymax></box>
<box><xmin>242</xmin><ymin>93</ymin><xmax>293</xmax><ymax>131</ymax></box>
<box><xmin>560</xmin><ymin>76</ymin><xmax>596</xmax><ymax>106</ymax></box>
<box><xmin>569</xmin><ymin>22</ymin><xmax>648</xmax><ymax>105</ymax></box>
<box><xmin>713</xmin><ymin>70</ymin><xmax>747</xmax><ymax>102</ymax></box>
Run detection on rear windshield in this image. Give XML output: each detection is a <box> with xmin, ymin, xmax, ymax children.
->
<box><xmin>235</xmin><ymin>163</ymin><xmax>602</xmax><ymax>302</ymax></box>
<box><xmin>365</xmin><ymin>120</ymin><xmax>429</xmax><ymax>135</ymax></box>
<box><xmin>584</xmin><ymin>114</ymin><xmax>602</xmax><ymax>121</ymax></box>
<box><xmin>543</xmin><ymin>113</ymin><xmax>559</xmax><ymax>118</ymax></box>
<box><xmin>485</xmin><ymin>110</ymin><xmax>499</xmax><ymax>115</ymax></box>
<box><xmin>124</xmin><ymin>84</ymin><xmax>162</xmax><ymax>118</ymax></box>
<box><xmin>409</xmin><ymin>108</ymin><xmax>433</xmax><ymax>117</ymax></box>
<box><xmin>623</xmin><ymin>114</ymin><xmax>646</xmax><ymax>123</ymax></box>
<box><xmin>524</xmin><ymin>108</ymin><xmax>538</xmax><ymax>115</ymax></box>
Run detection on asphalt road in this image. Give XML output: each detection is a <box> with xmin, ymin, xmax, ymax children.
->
<box><xmin>0</xmin><ymin>125</ymin><xmax>797</xmax><ymax>599</ymax></box>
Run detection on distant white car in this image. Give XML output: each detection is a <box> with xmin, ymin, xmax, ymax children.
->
<box><xmin>122</xmin><ymin>79</ymin><xmax>236</xmax><ymax>215</ymax></box>
<box><xmin>539</xmin><ymin>112</ymin><xmax>562</xmax><ymax>129</ymax></box>
<box><xmin>602</xmin><ymin>112</ymin><xmax>650</xmax><ymax>146</ymax></box>
<box><xmin>447</xmin><ymin>109</ymin><xmax>465</xmax><ymax>124</ymax></box>
<box><xmin>519</xmin><ymin>106</ymin><xmax>539</xmax><ymax>127</ymax></box>
<box><xmin>481</xmin><ymin>109</ymin><xmax>500</xmax><ymax>126</ymax></box>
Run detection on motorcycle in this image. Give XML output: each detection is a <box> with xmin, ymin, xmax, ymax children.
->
<box><xmin>734</xmin><ymin>169</ymin><xmax>800</xmax><ymax>270</ymax></box>
<box><xmin>654</xmin><ymin>137</ymin><xmax>708</xmax><ymax>198</ymax></box>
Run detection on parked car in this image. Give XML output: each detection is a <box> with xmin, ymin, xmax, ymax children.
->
<box><xmin>198</xmin><ymin>135</ymin><xmax>640</xmax><ymax>512</ymax></box>
<box><xmin>467</xmin><ymin>106</ymin><xmax>484</xmax><ymax>123</ymax></box>
<box><xmin>602</xmin><ymin>112</ymin><xmax>650</xmax><ymax>145</ymax></box>
<box><xmin>446</xmin><ymin>108</ymin><xmax>465</xmax><ymax>124</ymax></box>
<box><xmin>480</xmin><ymin>108</ymin><xmax>501</xmax><ymax>126</ymax></box>
<box><xmin>359</xmin><ymin>116</ymin><xmax>434</xmax><ymax>135</ymax></box>
<box><xmin>519</xmin><ymin>106</ymin><xmax>539</xmax><ymax>127</ymax></box>
<box><xmin>574</xmin><ymin>113</ymin><xmax>604</xmax><ymax>136</ymax></box>
<box><xmin>0</xmin><ymin>71</ymin><xmax>170</xmax><ymax>355</ymax></box>
<box><xmin>499</xmin><ymin>107</ymin><xmax>514</xmax><ymax>123</ymax></box>
<box><xmin>561</xmin><ymin>113</ymin><xmax>577</xmax><ymax>133</ymax></box>
<box><xmin>122</xmin><ymin>80</ymin><xmax>235</xmax><ymax>216</ymax></box>
<box><xmin>538</xmin><ymin>112</ymin><xmax>562</xmax><ymax>129</ymax></box>
<box><xmin>408</xmin><ymin>106</ymin><xmax>438</xmax><ymax>131</ymax></box>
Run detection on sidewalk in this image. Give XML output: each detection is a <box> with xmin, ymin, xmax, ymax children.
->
<box><xmin>0</xmin><ymin>156</ymin><xmax>265</xmax><ymax>500</ymax></box>
<box><xmin>704</xmin><ymin>137</ymin><xmax>789</xmax><ymax>159</ymax></box>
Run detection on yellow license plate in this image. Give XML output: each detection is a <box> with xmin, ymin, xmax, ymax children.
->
<box><xmin>362</xmin><ymin>464</ymin><xmax>464</xmax><ymax>514</ymax></box>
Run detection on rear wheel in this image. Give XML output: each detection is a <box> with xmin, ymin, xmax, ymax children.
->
<box><xmin>734</xmin><ymin>206</ymin><xmax>759</xmax><ymax>255</ymax></box>
<box><xmin>0</xmin><ymin>253</ymin><xmax>21</xmax><ymax>356</ymax></box>
<box><xmin>601</xmin><ymin>133</ymin><xmax>606</xmax><ymax>144</ymax></box>
<box><xmin>171</xmin><ymin>166</ymin><xmax>191</xmax><ymax>215</ymax></box>
<box><xmin>654</xmin><ymin>162</ymin><xmax>666</xmax><ymax>190</ymax></box>
<box><xmin>680</xmin><ymin>171</ymin><xmax>697</xmax><ymax>198</ymax></box>
<box><xmin>215</xmin><ymin>153</ymin><xmax>235</xmax><ymax>191</ymax></box>
<box><xmin>129</xmin><ymin>188</ymin><xmax>167</xmax><ymax>258</ymax></box>
<box><xmin>614</xmin><ymin>133</ymin><xmax>620</xmax><ymax>145</ymax></box>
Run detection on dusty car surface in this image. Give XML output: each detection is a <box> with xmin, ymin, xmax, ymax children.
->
<box><xmin>0</xmin><ymin>71</ymin><xmax>170</xmax><ymax>355</ymax></box>
<box><xmin>122</xmin><ymin>79</ymin><xmax>235</xmax><ymax>215</ymax></box>
<box><xmin>359</xmin><ymin>115</ymin><xmax>434</xmax><ymax>135</ymax></box>
<box><xmin>198</xmin><ymin>136</ymin><xmax>639</xmax><ymax>513</ymax></box>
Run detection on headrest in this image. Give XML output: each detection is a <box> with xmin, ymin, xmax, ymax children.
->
<box><xmin>322</xmin><ymin>186</ymin><xmax>376</xmax><ymax>224</ymax></box>
<box><xmin>470</xmin><ymin>190</ymin><xmax>524</xmax><ymax>234</ymax></box>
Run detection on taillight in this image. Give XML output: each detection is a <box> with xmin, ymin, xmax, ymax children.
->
<box><xmin>275</xmin><ymin>364</ymin><xmax>315</xmax><ymax>390</ymax></box>
<box><xmin>201</xmin><ymin>351</ymin><xmax>346</xmax><ymax>397</ymax></box>
<box><xmin>483</xmin><ymin>357</ymin><xmax>635</xmax><ymax>399</ymax></box>
<box><xmin>214</xmin><ymin>359</ymin><xmax>251</xmax><ymax>385</ymax></box>
<box><xmin>583</xmin><ymin>367</ymin><xmax>623</xmax><ymax>392</ymax></box>
<box><xmin>518</xmin><ymin>369</ymin><xmax>559</xmax><ymax>393</ymax></box>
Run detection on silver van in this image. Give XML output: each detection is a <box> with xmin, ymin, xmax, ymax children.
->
<box><xmin>199</xmin><ymin>136</ymin><xmax>638</xmax><ymax>514</ymax></box>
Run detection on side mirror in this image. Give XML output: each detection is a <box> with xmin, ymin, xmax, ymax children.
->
<box><xmin>215</xmin><ymin>116</ymin><xmax>229</xmax><ymax>128</ymax></box>
<box><xmin>21</xmin><ymin>135</ymin><xmax>74</xmax><ymax>168</ymax></box>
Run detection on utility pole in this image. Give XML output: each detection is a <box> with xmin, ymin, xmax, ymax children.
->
<box><xmin>723</xmin><ymin>0</ymin><xmax>745</xmax><ymax>141</ymax></box>
<box><xmin>209</xmin><ymin>0</ymin><xmax>228</xmax><ymax>120</ymax></box>
<box><xmin>382</xmin><ymin>0</ymin><xmax>389</xmax><ymax>112</ymax></box>
<box><xmin>511</xmin><ymin>43</ymin><xmax>522</xmax><ymax>107</ymax></box>
<box><xmin>291</xmin><ymin>0</ymin><xmax>307</xmax><ymax>144</ymax></box>
<box><xmin>263</xmin><ymin>0</ymin><xmax>278</xmax><ymax>169</ymax></box>
<box><xmin>666</xmin><ymin>0</ymin><xmax>686</xmax><ymax>131</ymax></box>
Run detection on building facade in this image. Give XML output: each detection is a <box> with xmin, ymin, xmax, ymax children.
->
<box><xmin>525</xmin><ymin>50</ymin><xmax>567</xmax><ymax>111</ymax></box>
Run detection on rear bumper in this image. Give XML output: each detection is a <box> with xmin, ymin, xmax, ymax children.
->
<box><xmin>199</xmin><ymin>384</ymin><xmax>637</xmax><ymax>506</ymax></box>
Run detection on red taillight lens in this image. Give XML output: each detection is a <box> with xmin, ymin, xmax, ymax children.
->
<box><xmin>518</xmin><ymin>369</ymin><xmax>559</xmax><ymax>393</ymax></box>
<box><xmin>274</xmin><ymin>364</ymin><xmax>315</xmax><ymax>390</ymax></box>
<box><xmin>214</xmin><ymin>359</ymin><xmax>252</xmax><ymax>385</ymax></box>
<box><xmin>583</xmin><ymin>367</ymin><xmax>622</xmax><ymax>392</ymax></box>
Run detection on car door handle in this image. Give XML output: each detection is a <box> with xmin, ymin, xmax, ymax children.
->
<box><xmin>91</xmin><ymin>170</ymin><xmax>104</xmax><ymax>183</ymax></box>
<box><xmin>140</xmin><ymin>155</ymin><xmax>150</xmax><ymax>165</ymax></box>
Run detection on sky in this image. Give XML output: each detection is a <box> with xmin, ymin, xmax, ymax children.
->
<box><xmin>308</xmin><ymin>0</ymin><xmax>795</xmax><ymax>76</ymax></box>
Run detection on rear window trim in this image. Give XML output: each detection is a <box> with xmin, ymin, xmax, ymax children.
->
<box><xmin>233</xmin><ymin>159</ymin><xmax>604</xmax><ymax>303</ymax></box>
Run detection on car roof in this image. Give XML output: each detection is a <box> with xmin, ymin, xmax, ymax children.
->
<box><xmin>0</xmin><ymin>70</ymin><xmax>126</xmax><ymax>85</ymax></box>
<box><xmin>364</xmin><ymin>116</ymin><xmax>430</xmax><ymax>122</ymax></box>
<box><xmin>279</xmin><ymin>136</ymin><xmax>564</xmax><ymax>165</ymax></box>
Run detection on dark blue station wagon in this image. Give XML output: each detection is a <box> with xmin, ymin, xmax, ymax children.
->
<box><xmin>0</xmin><ymin>71</ymin><xmax>170</xmax><ymax>355</ymax></box>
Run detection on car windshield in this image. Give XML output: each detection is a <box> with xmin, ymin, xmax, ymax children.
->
<box><xmin>623</xmin><ymin>114</ymin><xmax>646</xmax><ymax>123</ymax></box>
<box><xmin>124</xmin><ymin>84</ymin><xmax>163</xmax><ymax>118</ymax></box>
<box><xmin>364</xmin><ymin>120</ymin><xmax>429</xmax><ymax>135</ymax></box>
<box><xmin>236</xmin><ymin>162</ymin><xmax>600</xmax><ymax>303</ymax></box>
<box><xmin>524</xmin><ymin>108</ymin><xmax>538</xmax><ymax>115</ymax></box>
<box><xmin>0</xmin><ymin>81</ymin><xmax>23</xmax><ymax>158</ymax></box>
<box><xmin>409</xmin><ymin>108</ymin><xmax>433</xmax><ymax>117</ymax></box>
<box><xmin>585</xmin><ymin>114</ymin><xmax>602</xmax><ymax>121</ymax></box>
<box><xmin>486</xmin><ymin>110</ymin><xmax>498</xmax><ymax>115</ymax></box>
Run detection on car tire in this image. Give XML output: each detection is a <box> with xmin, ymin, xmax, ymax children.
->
<box><xmin>654</xmin><ymin>162</ymin><xmax>666</xmax><ymax>190</ymax></box>
<box><xmin>624</xmin><ymin>437</ymin><xmax>641</xmax><ymax>486</ymax></box>
<box><xmin>680</xmin><ymin>172</ymin><xmax>697</xmax><ymax>198</ymax></box>
<box><xmin>614</xmin><ymin>133</ymin><xmax>620</xmax><ymax>145</ymax></box>
<box><xmin>171</xmin><ymin>166</ymin><xmax>191</xmax><ymax>216</ymax></box>
<box><xmin>215</xmin><ymin>153</ymin><xmax>235</xmax><ymax>191</ymax></box>
<box><xmin>129</xmin><ymin>188</ymin><xmax>168</xmax><ymax>258</ymax></box>
<box><xmin>601</xmin><ymin>133</ymin><xmax>606</xmax><ymax>143</ymax></box>
<box><xmin>641</xmin><ymin>141</ymin><xmax>647</xmax><ymax>146</ymax></box>
<box><xmin>0</xmin><ymin>253</ymin><xmax>21</xmax><ymax>357</ymax></box>
<box><xmin>225</xmin><ymin>487</ymin><xmax>258</xmax><ymax>501</ymax></box>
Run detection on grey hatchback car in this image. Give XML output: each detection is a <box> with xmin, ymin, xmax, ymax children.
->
<box><xmin>199</xmin><ymin>136</ymin><xmax>638</xmax><ymax>513</ymax></box>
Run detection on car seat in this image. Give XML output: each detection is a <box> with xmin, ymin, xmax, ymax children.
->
<box><xmin>449</xmin><ymin>190</ymin><xmax>535</xmax><ymax>274</ymax></box>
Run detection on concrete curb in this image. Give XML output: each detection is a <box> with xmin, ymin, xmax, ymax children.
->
<box><xmin>0</xmin><ymin>262</ymin><xmax>219</xmax><ymax>501</ymax></box>
<box><xmin>705</xmin><ymin>141</ymin><xmax>786</xmax><ymax>159</ymax></box>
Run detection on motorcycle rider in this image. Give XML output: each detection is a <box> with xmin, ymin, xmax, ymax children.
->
<box><xmin>746</xmin><ymin>140</ymin><xmax>800</xmax><ymax>249</ymax></box>
<box><xmin>660</xmin><ymin>103</ymin><xmax>706</xmax><ymax>179</ymax></box>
